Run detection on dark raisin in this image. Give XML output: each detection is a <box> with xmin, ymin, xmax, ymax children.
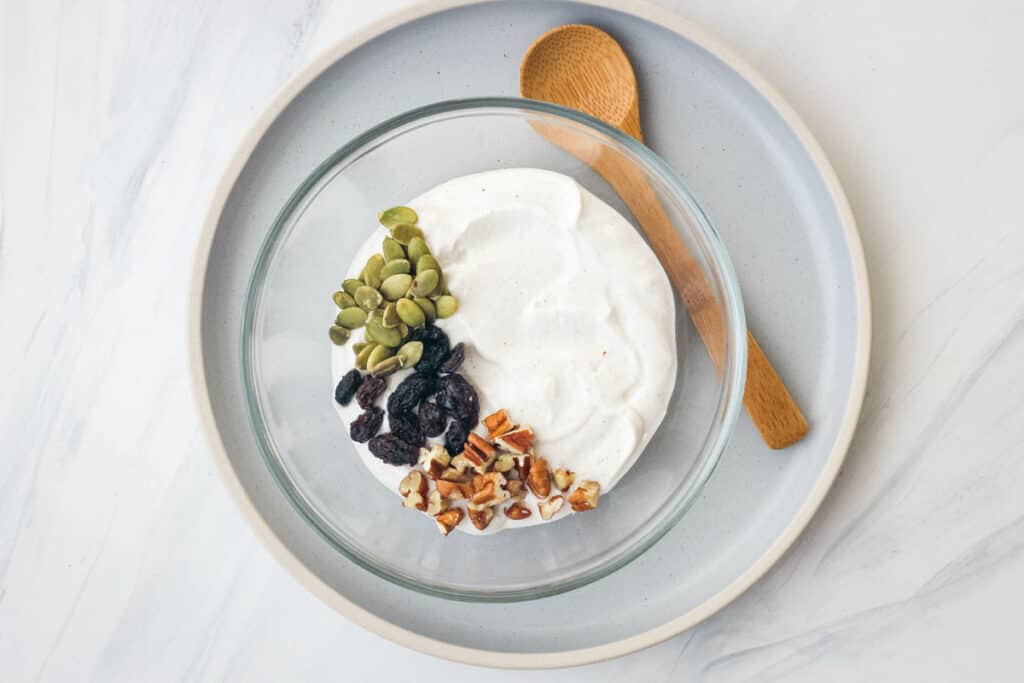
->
<box><xmin>439</xmin><ymin>342</ymin><xmax>466</xmax><ymax>373</ymax></box>
<box><xmin>389</xmin><ymin>411</ymin><xmax>423</xmax><ymax>447</ymax></box>
<box><xmin>416</xmin><ymin>341</ymin><xmax>449</xmax><ymax>374</ymax></box>
<box><xmin>418</xmin><ymin>400</ymin><xmax>447</xmax><ymax>438</ymax></box>
<box><xmin>444</xmin><ymin>419</ymin><xmax>469</xmax><ymax>456</ymax></box>
<box><xmin>334</xmin><ymin>369</ymin><xmax>364</xmax><ymax>406</ymax></box>
<box><xmin>349</xmin><ymin>406</ymin><xmax>384</xmax><ymax>443</ymax></box>
<box><xmin>387</xmin><ymin>372</ymin><xmax>436</xmax><ymax>414</ymax></box>
<box><xmin>355</xmin><ymin>375</ymin><xmax>387</xmax><ymax>409</ymax></box>
<box><xmin>437</xmin><ymin>373</ymin><xmax>480</xmax><ymax>429</ymax></box>
<box><xmin>368</xmin><ymin>433</ymin><xmax>418</xmax><ymax>466</ymax></box>
<box><xmin>408</xmin><ymin>324</ymin><xmax>449</xmax><ymax>348</ymax></box>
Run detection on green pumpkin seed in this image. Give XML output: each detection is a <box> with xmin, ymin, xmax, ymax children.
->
<box><xmin>366</xmin><ymin>319</ymin><xmax>403</xmax><ymax>348</ymax></box>
<box><xmin>354</xmin><ymin>285</ymin><xmax>383</xmax><ymax>311</ymax></box>
<box><xmin>328</xmin><ymin>325</ymin><xmax>350</xmax><ymax>345</ymax></box>
<box><xmin>406</xmin><ymin>237</ymin><xmax>430</xmax><ymax>264</ymax></box>
<box><xmin>370</xmin><ymin>355</ymin><xmax>404</xmax><ymax>377</ymax></box>
<box><xmin>413</xmin><ymin>297</ymin><xmax>436</xmax><ymax>323</ymax></box>
<box><xmin>378</xmin><ymin>206</ymin><xmax>418</xmax><ymax>228</ymax></box>
<box><xmin>352</xmin><ymin>341</ymin><xmax>370</xmax><ymax>354</ymax></box>
<box><xmin>380</xmin><ymin>273</ymin><xmax>413</xmax><ymax>300</ymax></box>
<box><xmin>380</xmin><ymin>259</ymin><xmax>411</xmax><ymax>279</ymax></box>
<box><xmin>398</xmin><ymin>322</ymin><xmax>410</xmax><ymax>338</ymax></box>
<box><xmin>342</xmin><ymin>278</ymin><xmax>363</xmax><ymax>296</ymax></box>
<box><xmin>335</xmin><ymin>307</ymin><xmax>367</xmax><ymax>329</ymax></box>
<box><xmin>361</xmin><ymin>253</ymin><xmax>385</xmax><ymax>289</ymax></box>
<box><xmin>410</xmin><ymin>269</ymin><xmax>439</xmax><ymax>297</ymax></box>
<box><xmin>382</xmin><ymin>237</ymin><xmax>406</xmax><ymax>262</ymax></box>
<box><xmin>382</xmin><ymin>302</ymin><xmax>401</xmax><ymax>328</ymax></box>
<box><xmin>415</xmin><ymin>254</ymin><xmax>441</xmax><ymax>276</ymax></box>
<box><xmin>354</xmin><ymin>342</ymin><xmax>377</xmax><ymax>370</ymax></box>
<box><xmin>435</xmin><ymin>295</ymin><xmax>459</xmax><ymax>318</ymax></box>
<box><xmin>332</xmin><ymin>291</ymin><xmax>356</xmax><ymax>309</ymax></box>
<box><xmin>366</xmin><ymin>344</ymin><xmax>395</xmax><ymax>371</ymax></box>
<box><xmin>396</xmin><ymin>341</ymin><xmax>424</xmax><ymax>368</ymax></box>
<box><xmin>396</xmin><ymin>298</ymin><xmax>426</xmax><ymax>327</ymax></box>
<box><xmin>390</xmin><ymin>223</ymin><xmax>424</xmax><ymax>245</ymax></box>
<box><xmin>368</xmin><ymin>309</ymin><xmax>384</xmax><ymax>326</ymax></box>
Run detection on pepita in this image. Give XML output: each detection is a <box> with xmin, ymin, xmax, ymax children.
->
<box><xmin>413</xmin><ymin>297</ymin><xmax>437</xmax><ymax>323</ymax></box>
<box><xmin>396</xmin><ymin>341</ymin><xmax>424</xmax><ymax>368</ymax></box>
<box><xmin>382</xmin><ymin>302</ymin><xmax>401</xmax><ymax>328</ymax></box>
<box><xmin>354</xmin><ymin>285</ymin><xmax>383</xmax><ymax>311</ymax></box>
<box><xmin>380</xmin><ymin>259</ymin><xmax>411</xmax><ymax>279</ymax></box>
<box><xmin>361</xmin><ymin>253</ymin><xmax>385</xmax><ymax>289</ymax></box>
<box><xmin>352</xmin><ymin>341</ymin><xmax>370</xmax><ymax>354</ymax></box>
<box><xmin>378</xmin><ymin>206</ymin><xmax>418</xmax><ymax>228</ymax></box>
<box><xmin>328</xmin><ymin>325</ymin><xmax>350</xmax><ymax>345</ymax></box>
<box><xmin>435</xmin><ymin>295</ymin><xmax>459</xmax><ymax>318</ymax></box>
<box><xmin>366</xmin><ymin>344</ymin><xmax>395</xmax><ymax>371</ymax></box>
<box><xmin>354</xmin><ymin>342</ymin><xmax>377</xmax><ymax>370</ymax></box>
<box><xmin>396</xmin><ymin>298</ymin><xmax>426</xmax><ymax>327</ymax></box>
<box><xmin>366</xmin><ymin>318</ymin><xmax>403</xmax><ymax>348</ymax></box>
<box><xmin>415</xmin><ymin>254</ymin><xmax>441</xmax><ymax>277</ymax></box>
<box><xmin>336</xmin><ymin>307</ymin><xmax>368</xmax><ymax>329</ymax></box>
<box><xmin>382</xmin><ymin>237</ymin><xmax>406</xmax><ymax>262</ymax></box>
<box><xmin>406</xmin><ymin>236</ymin><xmax>430</xmax><ymax>264</ymax></box>
<box><xmin>390</xmin><ymin>223</ymin><xmax>424</xmax><ymax>245</ymax></box>
<box><xmin>342</xmin><ymin>278</ymin><xmax>363</xmax><ymax>296</ymax></box>
<box><xmin>380</xmin><ymin>273</ymin><xmax>413</xmax><ymax>300</ymax></box>
<box><xmin>332</xmin><ymin>290</ymin><xmax>356</xmax><ymax>309</ymax></box>
<box><xmin>410</xmin><ymin>269</ymin><xmax>439</xmax><ymax>297</ymax></box>
<box><xmin>370</xmin><ymin>355</ymin><xmax>404</xmax><ymax>377</ymax></box>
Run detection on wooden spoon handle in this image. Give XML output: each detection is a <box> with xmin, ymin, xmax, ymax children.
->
<box><xmin>594</xmin><ymin>149</ymin><xmax>809</xmax><ymax>449</ymax></box>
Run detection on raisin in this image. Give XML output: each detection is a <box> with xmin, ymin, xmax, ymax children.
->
<box><xmin>418</xmin><ymin>400</ymin><xmax>447</xmax><ymax>438</ymax></box>
<box><xmin>439</xmin><ymin>342</ymin><xmax>466</xmax><ymax>373</ymax></box>
<box><xmin>437</xmin><ymin>373</ymin><xmax>480</xmax><ymax>429</ymax></box>
<box><xmin>387</xmin><ymin>373</ymin><xmax>436</xmax><ymax>414</ymax></box>
<box><xmin>409</xmin><ymin>324</ymin><xmax>449</xmax><ymax>348</ymax></box>
<box><xmin>389</xmin><ymin>411</ymin><xmax>423</xmax><ymax>447</ymax></box>
<box><xmin>368</xmin><ymin>433</ymin><xmax>418</xmax><ymax>466</ymax></box>
<box><xmin>444</xmin><ymin>419</ymin><xmax>469</xmax><ymax>456</ymax></box>
<box><xmin>355</xmin><ymin>375</ymin><xmax>387</xmax><ymax>409</ymax></box>
<box><xmin>334</xmin><ymin>369</ymin><xmax>364</xmax><ymax>406</ymax></box>
<box><xmin>416</xmin><ymin>341</ymin><xmax>449</xmax><ymax>374</ymax></box>
<box><xmin>349</xmin><ymin>406</ymin><xmax>383</xmax><ymax>443</ymax></box>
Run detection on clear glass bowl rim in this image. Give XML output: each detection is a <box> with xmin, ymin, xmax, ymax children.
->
<box><xmin>241</xmin><ymin>96</ymin><xmax>748</xmax><ymax>602</ymax></box>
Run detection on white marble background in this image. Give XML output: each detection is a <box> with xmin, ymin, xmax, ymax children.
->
<box><xmin>3</xmin><ymin>0</ymin><xmax>1023</xmax><ymax>680</ymax></box>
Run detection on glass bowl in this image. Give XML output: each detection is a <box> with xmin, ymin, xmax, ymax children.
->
<box><xmin>242</xmin><ymin>98</ymin><xmax>746</xmax><ymax>602</ymax></box>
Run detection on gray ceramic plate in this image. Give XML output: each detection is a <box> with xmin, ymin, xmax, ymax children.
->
<box><xmin>189</xmin><ymin>0</ymin><xmax>869</xmax><ymax>668</ymax></box>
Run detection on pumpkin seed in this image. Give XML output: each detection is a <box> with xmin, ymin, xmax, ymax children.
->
<box><xmin>366</xmin><ymin>344</ymin><xmax>395</xmax><ymax>371</ymax></box>
<box><xmin>382</xmin><ymin>237</ymin><xmax>406</xmax><ymax>262</ymax></box>
<box><xmin>398</xmin><ymin>322</ymin><xmax>410</xmax><ymax>338</ymax></box>
<box><xmin>370</xmin><ymin>355</ymin><xmax>403</xmax><ymax>377</ymax></box>
<box><xmin>396</xmin><ymin>298</ymin><xmax>426</xmax><ymax>327</ymax></box>
<box><xmin>380</xmin><ymin>259</ymin><xmax>410</xmax><ymax>279</ymax></box>
<box><xmin>336</xmin><ymin>307</ymin><xmax>368</xmax><ymax>329</ymax></box>
<box><xmin>413</xmin><ymin>297</ymin><xmax>436</xmax><ymax>323</ymax></box>
<box><xmin>396</xmin><ymin>341</ymin><xmax>424</xmax><ymax>368</ymax></box>
<box><xmin>406</xmin><ymin>236</ymin><xmax>430</xmax><ymax>264</ymax></box>
<box><xmin>390</xmin><ymin>223</ymin><xmax>424</xmax><ymax>245</ymax></box>
<box><xmin>368</xmin><ymin>309</ymin><xmax>384</xmax><ymax>326</ymax></box>
<box><xmin>378</xmin><ymin>206</ymin><xmax>418</xmax><ymax>228</ymax></box>
<box><xmin>354</xmin><ymin>342</ymin><xmax>377</xmax><ymax>370</ymax></box>
<box><xmin>380</xmin><ymin>273</ymin><xmax>413</xmax><ymax>300</ymax></box>
<box><xmin>435</xmin><ymin>295</ymin><xmax>459</xmax><ymax>318</ymax></box>
<box><xmin>382</xmin><ymin>302</ymin><xmax>401</xmax><ymax>328</ymax></box>
<box><xmin>361</xmin><ymin>253</ymin><xmax>385</xmax><ymax>289</ymax></box>
<box><xmin>328</xmin><ymin>325</ymin><xmax>350</xmax><ymax>345</ymax></box>
<box><xmin>410</xmin><ymin>269</ymin><xmax>439</xmax><ymax>297</ymax></box>
<box><xmin>342</xmin><ymin>278</ymin><xmax>362</xmax><ymax>296</ymax></box>
<box><xmin>366</xmin><ymin>318</ymin><xmax>403</xmax><ymax>348</ymax></box>
<box><xmin>415</xmin><ymin>254</ymin><xmax>441</xmax><ymax>276</ymax></box>
<box><xmin>352</xmin><ymin>341</ymin><xmax>370</xmax><ymax>354</ymax></box>
<box><xmin>354</xmin><ymin>285</ymin><xmax>383</xmax><ymax>311</ymax></box>
<box><xmin>332</xmin><ymin>290</ymin><xmax>356</xmax><ymax>309</ymax></box>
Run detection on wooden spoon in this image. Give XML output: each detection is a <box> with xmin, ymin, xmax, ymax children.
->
<box><xmin>521</xmin><ymin>24</ymin><xmax>808</xmax><ymax>449</ymax></box>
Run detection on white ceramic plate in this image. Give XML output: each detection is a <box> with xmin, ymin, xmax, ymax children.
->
<box><xmin>189</xmin><ymin>0</ymin><xmax>869</xmax><ymax>668</ymax></box>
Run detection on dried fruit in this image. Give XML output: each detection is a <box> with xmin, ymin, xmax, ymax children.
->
<box><xmin>355</xmin><ymin>374</ymin><xmax>387</xmax><ymax>408</ymax></box>
<box><xmin>335</xmin><ymin>307</ymin><xmax>367</xmax><ymax>329</ymax></box>
<box><xmin>496</xmin><ymin>427</ymin><xmax>534</xmax><ymax>455</ymax></box>
<box><xmin>468</xmin><ymin>506</ymin><xmax>494</xmax><ymax>530</ymax></box>
<box><xmin>435</xmin><ymin>295</ymin><xmax>459</xmax><ymax>318</ymax></box>
<box><xmin>378</xmin><ymin>205</ymin><xmax>418</xmax><ymax>228</ymax></box>
<box><xmin>349</xmin><ymin>406</ymin><xmax>384</xmax><ymax>442</ymax></box>
<box><xmin>396</xmin><ymin>340</ymin><xmax>424</xmax><ymax>368</ymax></box>
<box><xmin>389</xmin><ymin>411</ymin><xmax>423</xmax><ymax>447</ymax></box>
<box><xmin>444</xmin><ymin>419</ymin><xmax>469</xmax><ymax>457</ymax></box>
<box><xmin>418</xmin><ymin>400</ymin><xmax>446</xmax><ymax>437</ymax></box>
<box><xmin>504</xmin><ymin>503</ymin><xmax>532</xmax><ymax>520</ymax></box>
<box><xmin>552</xmin><ymin>468</ymin><xmax>575</xmax><ymax>492</ymax></box>
<box><xmin>408</xmin><ymin>324</ymin><xmax>449</xmax><ymax>347</ymax></box>
<box><xmin>396</xmin><ymin>298</ymin><xmax>426</xmax><ymax>327</ymax></box>
<box><xmin>388</xmin><ymin>373</ymin><xmax>436</xmax><ymax>414</ymax></box>
<box><xmin>380</xmin><ymin>259</ymin><xmax>411</xmax><ymax>279</ymax></box>
<box><xmin>380</xmin><ymin>273</ymin><xmax>413</xmax><ymax>300</ymax></box>
<box><xmin>413</xmin><ymin>297</ymin><xmax>437</xmax><ymax>323</ymax></box>
<box><xmin>439</xmin><ymin>342</ymin><xmax>466</xmax><ymax>373</ymax></box>
<box><xmin>415</xmin><ymin>341</ymin><xmax>448</xmax><ymax>374</ymax></box>
<box><xmin>382</xmin><ymin>237</ymin><xmax>406</xmax><ymax>262</ymax></box>
<box><xmin>368</xmin><ymin>433</ymin><xmax>418</xmax><ymax>466</ymax></box>
<box><xmin>437</xmin><ymin>373</ymin><xmax>479</xmax><ymax>429</ymax></box>
<box><xmin>334</xmin><ymin>369</ymin><xmax>363</xmax><ymax>406</ymax></box>
<box><xmin>406</xmin><ymin>236</ymin><xmax>430</xmax><ymax>264</ymax></box>
<box><xmin>410</xmin><ymin>269</ymin><xmax>439</xmax><ymax>297</ymax></box>
<box><xmin>568</xmin><ymin>481</ymin><xmax>601</xmax><ymax>511</ymax></box>
<box><xmin>361</xmin><ymin>253</ymin><xmax>385</xmax><ymax>289</ymax></box>
<box><xmin>391</xmin><ymin>223</ymin><xmax>424</xmax><ymax>245</ymax></box>
<box><xmin>354</xmin><ymin>285</ymin><xmax>383</xmax><ymax>311</ymax></box>
<box><xmin>538</xmin><ymin>495</ymin><xmax>564</xmax><ymax>520</ymax></box>
<box><xmin>483</xmin><ymin>409</ymin><xmax>515</xmax><ymax>439</ymax></box>
<box><xmin>332</xmin><ymin>290</ymin><xmax>356</xmax><ymax>309</ymax></box>
<box><xmin>342</xmin><ymin>278</ymin><xmax>362</xmax><ymax>296</ymax></box>
<box><xmin>526</xmin><ymin>456</ymin><xmax>551</xmax><ymax>498</ymax></box>
<box><xmin>434</xmin><ymin>508</ymin><xmax>463</xmax><ymax>536</ymax></box>
<box><xmin>328</xmin><ymin>325</ymin><xmax>350</xmax><ymax>345</ymax></box>
<box><xmin>370</xmin><ymin>356</ymin><xmax>403</xmax><ymax>377</ymax></box>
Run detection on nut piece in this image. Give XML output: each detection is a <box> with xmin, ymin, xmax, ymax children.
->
<box><xmin>434</xmin><ymin>508</ymin><xmax>464</xmax><ymax>536</ymax></box>
<box><xmin>483</xmin><ymin>409</ymin><xmax>515</xmax><ymax>439</ymax></box>
<box><xmin>496</xmin><ymin>426</ymin><xmax>534</xmax><ymax>454</ymax></box>
<box><xmin>568</xmin><ymin>480</ymin><xmax>601</xmax><ymax>512</ymax></box>
<box><xmin>515</xmin><ymin>455</ymin><xmax>532</xmax><ymax>481</ymax></box>
<box><xmin>461</xmin><ymin>432</ymin><xmax>498</xmax><ymax>473</ymax></box>
<box><xmin>505</xmin><ymin>480</ymin><xmax>526</xmax><ymax>502</ymax></box>
<box><xmin>426</xmin><ymin>489</ymin><xmax>447</xmax><ymax>516</ymax></box>
<box><xmin>526</xmin><ymin>456</ymin><xmax>551</xmax><ymax>498</ymax></box>
<box><xmin>470</xmin><ymin>472</ymin><xmax>509</xmax><ymax>506</ymax></box>
<box><xmin>398</xmin><ymin>471</ymin><xmax>429</xmax><ymax>511</ymax></box>
<box><xmin>449</xmin><ymin>453</ymin><xmax>473</xmax><ymax>475</ymax></box>
<box><xmin>552</xmin><ymin>468</ymin><xmax>575</xmax><ymax>492</ymax></box>
<box><xmin>538</xmin><ymin>495</ymin><xmax>564</xmax><ymax>520</ymax></box>
<box><xmin>436</xmin><ymin>479</ymin><xmax>473</xmax><ymax>500</ymax></box>
<box><xmin>504</xmin><ymin>503</ymin><xmax>532</xmax><ymax>520</ymax></box>
<box><xmin>493</xmin><ymin>454</ymin><xmax>515</xmax><ymax>473</ymax></box>
<box><xmin>468</xmin><ymin>506</ymin><xmax>495</xmax><ymax>531</ymax></box>
<box><xmin>417</xmin><ymin>444</ymin><xmax>451</xmax><ymax>480</ymax></box>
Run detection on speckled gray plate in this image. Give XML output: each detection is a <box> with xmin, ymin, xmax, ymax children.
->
<box><xmin>189</xmin><ymin>0</ymin><xmax>869</xmax><ymax>668</ymax></box>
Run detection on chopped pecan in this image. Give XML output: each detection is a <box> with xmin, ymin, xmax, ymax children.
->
<box><xmin>504</xmin><ymin>502</ymin><xmax>532</xmax><ymax>520</ymax></box>
<box><xmin>568</xmin><ymin>480</ymin><xmax>600</xmax><ymax>512</ymax></box>
<box><xmin>398</xmin><ymin>471</ymin><xmax>429</xmax><ymax>511</ymax></box>
<box><xmin>552</xmin><ymin>468</ymin><xmax>575</xmax><ymax>492</ymax></box>
<box><xmin>482</xmin><ymin>408</ymin><xmax>515</xmax><ymax>439</ymax></box>
<box><xmin>493</xmin><ymin>454</ymin><xmax>515</xmax><ymax>473</ymax></box>
<box><xmin>468</xmin><ymin>506</ymin><xmax>495</xmax><ymax>530</ymax></box>
<box><xmin>515</xmin><ymin>455</ymin><xmax>532</xmax><ymax>481</ymax></box>
<box><xmin>526</xmin><ymin>456</ymin><xmax>551</xmax><ymax>498</ymax></box>
<box><xmin>538</xmin><ymin>495</ymin><xmax>564</xmax><ymax>520</ymax></box>
<box><xmin>496</xmin><ymin>426</ymin><xmax>534</xmax><ymax>454</ymax></box>
<box><xmin>434</xmin><ymin>508</ymin><xmax>464</xmax><ymax>536</ymax></box>
<box><xmin>426</xmin><ymin>489</ymin><xmax>447</xmax><ymax>515</ymax></box>
<box><xmin>436</xmin><ymin>479</ymin><xmax>473</xmax><ymax>499</ymax></box>
<box><xmin>417</xmin><ymin>444</ymin><xmax>451</xmax><ymax>480</ymax></box>
<box><xmin>460</xmin><ymin>432</ymin><xmax>498</xmax><ymax>473</ymax></box>
<box><xmin>506</xmin><ymin>479</ymin><xmax>526</xmax><ymax>502</ymax></box>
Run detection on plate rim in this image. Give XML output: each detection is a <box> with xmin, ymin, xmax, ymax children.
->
<box><xmin>187</xmin><ymin>0</ymin><xmax>871</xmax><ymax>669</ymax></box>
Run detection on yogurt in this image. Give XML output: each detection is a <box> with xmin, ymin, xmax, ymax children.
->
<box><xmin>333</xmin><ymin>168</ymin><xmax>677</xmax><ymax>533</ymax></box>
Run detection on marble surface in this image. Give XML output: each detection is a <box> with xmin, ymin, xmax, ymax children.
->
<box><xmin>3</xmin><ymin>0</ymin><xmax>1023</xmax><ymax>680</ymax></box>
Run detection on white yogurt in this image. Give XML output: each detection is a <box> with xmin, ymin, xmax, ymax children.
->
<box><xmin>332</xmin><ymin>169</ymin><xmax>677</xmax><ymax>533</ymax></box>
